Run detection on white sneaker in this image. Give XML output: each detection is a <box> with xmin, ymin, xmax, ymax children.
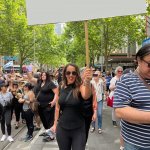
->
<box><xmin>98</xmin><ymin>128</ymin><xmax>102</xmax><ymax>134</ymax></box>
<box><xmin>90</xmin><ymin>127</ymin><xmax>95</xmax><ymax>133</ymax></box>
<box><xmin>1</xmin><ymin>135</ymin><xmax>7</xmax><ymax>142</ymax></box>
<box><xmin>7</xmin><ymin>136</ymin><xmax>14</xmax><ymax>142</ymax></box>
<box><xmin>120</xmin><ymin>146</ymin><xmax>124</xmax><ymax>150</ymax></box>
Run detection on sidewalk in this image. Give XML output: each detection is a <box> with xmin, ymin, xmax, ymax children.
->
<box><xmin>4</xmin><ymin>103</ymin><xmax>120</xmax><ymax>150</ymax></box>
<box><xmin>5</xmin><ymin>127</ymin><xmax>88</xmax><ymax>150</ymax></box>
<box><xmin>0</xmin><ymin>118</ymin><xmax>25</xmax><ymax>150</ymax></box>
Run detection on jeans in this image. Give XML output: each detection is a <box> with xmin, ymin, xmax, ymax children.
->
<box><xmin>1</xmin><ymin>108</ymin><xmax>11</xmax><ymax>135</ymax></box>
<box><xmin>124</xmin><ymin>141</ymin><xmax>150</xmax><ymax>150</ymax></box>
<box><xmin>91</xmin><ymin>100</ymin><xmax>103</xmax><ymax>129</ymax></box>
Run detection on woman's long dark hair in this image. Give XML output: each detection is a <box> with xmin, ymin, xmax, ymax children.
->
<box><xmin>40</xmin><ymin>72</ymin><xmax>51</xmax><ymax>84</ymax></box>
<box><xmin>62</xmin><ymin>64</ymin><xmax>82</xmax><ymax>99</ymax></box>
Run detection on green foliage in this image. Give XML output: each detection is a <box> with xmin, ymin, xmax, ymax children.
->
<box><xmin>60</xmin><ymin>15</ymin><xmax>146</xmax><ymax>68</ymax></box>
<box><xmin>0</xmin><ymin>0</ymin><xmax>148</xmax><ymax>70</ymax></box>
<box><xmin>0</xmin><ymin>0</ymin><xmax>66</xmax><ymax>70</ymax></box>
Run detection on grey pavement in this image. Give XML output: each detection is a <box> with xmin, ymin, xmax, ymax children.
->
<box><xmin>0</xmin><ymin>116</ymin><xmax>26</xmax><ymax>150</ymax></box>
<box><xmin>3</xmin><ymin>102</ymin><xmax>121</xmax><ymax>150</ymax></box>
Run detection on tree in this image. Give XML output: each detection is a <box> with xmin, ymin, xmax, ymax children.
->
<box><xmin>60</xmin><ymin>15</ymin><xmax>146</xmax><ymax>69</ymax></box>
<box><xmin>0</xmin><ymin>0</ymin><xmax>67</xmax><ymax>71</ymax></box>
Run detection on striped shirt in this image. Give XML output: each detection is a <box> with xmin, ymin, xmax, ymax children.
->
<box><xmin>114</xmin><ymin>72</ymin><xmax>150</xmax><ymax>148</ymax></box>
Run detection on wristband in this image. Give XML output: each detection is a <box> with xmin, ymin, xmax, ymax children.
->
<box><xmin>83</xmin><ymin>80</ymin><xmax>91</xmax><ymax>86</ymax></box>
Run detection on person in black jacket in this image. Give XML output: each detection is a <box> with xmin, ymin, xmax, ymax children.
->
<box><xmin>51</xmin><ymin>63</ymin><xmax>92</xmax><ymax>150</ymax></box>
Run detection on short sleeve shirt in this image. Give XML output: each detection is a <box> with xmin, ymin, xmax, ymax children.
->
<box><xmin>0</xmin><ymin>92</ymin><xmax>13</xmax><ymax>106</ymax></box>
<box><xmin>114</xmin><ymin>73</ymin><xmax>150</xmax><ymax>148</ymax></box>
<box><xmin>37</xmin><ymin>81</ymin><xmax>57</xmax><ymax>104</ymax></box>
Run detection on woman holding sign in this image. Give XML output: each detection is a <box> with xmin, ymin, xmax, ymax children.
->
<box><xmin>51</xmin><ymin>63</ymin><xmax>92</xmax><ymax>150</ymax></box>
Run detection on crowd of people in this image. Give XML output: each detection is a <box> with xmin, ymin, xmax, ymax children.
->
<box><xmin>0</xmin><ymin>64</ymin><xmax>108</xmax><ymax>147</ymax></box>
<box><xmin>1</xmin><ymin>44</ymin><xmax>150</xmax><ymax>150</ymax></box>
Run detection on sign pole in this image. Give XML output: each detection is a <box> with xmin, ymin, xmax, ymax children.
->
<box><xmin>84</xmin><ymin>20</ymin><xmax>89</xmax><ymax>67</ymax></box>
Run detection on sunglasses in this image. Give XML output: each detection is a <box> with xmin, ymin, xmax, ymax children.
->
<box><xmin>93</xmin><ymin>74</ymin><xmax>98</xmax><ymax>77</ymax></box>
<box><xmin>118</xmin><ymin>70</ymin><xmax>123</xmax><ymax>73</ymax></box>
<box><xmin>66</xmin><ymin>71</ymin><xmax>77</xmax><ymax>76</ymax></box>
<box><xmin>142</xmin><ymin>59</ymin><xmax>150</xmax><ymax>68</ymax></box>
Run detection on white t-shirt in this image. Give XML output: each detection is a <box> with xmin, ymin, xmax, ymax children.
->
<box><xmin>91</xmin><ymin>78</ymin><xmax>104</xmax><ymax>102</ymax></box>
<box><xmin>0</xmin><ymin>92</ymin><xmax>13</xmax><ymax>106</ymax></box>
<box><xmin>109</xmin><ymin>77</ymin><xmax>117</xmax><ymax>98</ymax></box>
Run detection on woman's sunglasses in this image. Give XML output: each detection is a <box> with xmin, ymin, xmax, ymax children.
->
<box><xmin>66</xmin><ymin>71</ymin><xmax>77</xmax><ymax>76</ymax></box>
<box><xmin>93</xmin><ymin>74</ymin><xmax>98</xmax><ymax>77</ymax></box>
<box><xmin>142</xmin><ymin>59</ymin><xmax>150</xmax><ymax>68</ymax></box>
<box><xmin>117</xmin><ymin>70</ymin><xmax>123</xmax><ymax>73</ymax></box>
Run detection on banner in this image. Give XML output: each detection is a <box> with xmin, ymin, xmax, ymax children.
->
<box><xmin>26</xmin><ymin>0</ymin><xmax>146</xmax><ymax>25</ymax></box>
<box><xmin>3</xmin><ymin>61</ymin><xmax>13</xmax><ymax>69</ymax></box>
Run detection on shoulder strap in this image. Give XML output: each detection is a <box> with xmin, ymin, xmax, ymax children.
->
<box><xmin>65</xmin><ymin>90</ymin><xmax>72</xmax><ymax>103</ymax></box>
<box><xmin>59</xmin><ymin>84</ymin><xmax>72</xmax><ymax>104</ymax></box>
<box><xmin>36</xmin><ymin>90</ymin><xmax>41</xmax><ymax>99</ymax></box>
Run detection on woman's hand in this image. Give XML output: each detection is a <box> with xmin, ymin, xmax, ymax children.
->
<box><xmin>80</xmin><ymin>68</ymin><xmax>93</xmax><ymax>100</ymax></box>
<box><xmin>83</xmin><ymin>68</ymin><xmax>93</xmax><ymax>83</ymax></box>
<box><xmin>18</xmin><ymin>98</ymin><xmax>25</xmax><ymax>103</ymax></box>
<box><xmin>50</xmin><ymin>125</ymin><xmax>57</xmax><ymax>133</ymax></box>
<box><xmin>16</xmin><ymin>93</ymin><xmax>22</xmax><ymax>99</ymax></box>
<box><xmin>50</xmin><ymin>100</ymin><xmax>56</xmax><ymax>107</ymax></box>
<box><xmin>92</xmin><ymin>111</ymin><xmax>97</xmax><ymax>121</ymax></box>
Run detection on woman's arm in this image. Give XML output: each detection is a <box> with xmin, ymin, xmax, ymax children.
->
<box><xmin>28</xmin><ymin>91</ymin><xmax>35</xmax><ymax>103</ymax></box>
<box><xmin>51</xmin><ymin>97</ymin><xmax>60</xmax><ymax>133</ymax></box>
<box><xmin>50</xmin><ymin>87</ymin><xmax>59</xmax><ymax>107</ymax></box>
<box><xmin>80</xmin><ymin>68</ymin><xmax>92</xmax><ymax>100</ymax></box>
<box><xmin>26</xmin><ymin>72</ymin><xmax>37</xmax><ymax>85</ymax></box>
<box><xmin>92</xmin><ymin>86</ymin><xmax>97</xmax><ymax>121</ymax></box>
<box><xmin>109</xmin><ymin>78</ymin><xmax>116</xmax><ymax>91</ymax></box>
<box><xmin>115</xmin><ymin>106</ymin><xmax>150</xmax><ymax>124</ymax></box>
<box><xmin>80</xmin><ymin>82</ymin><xmax>92</xmax><ymax>100</ymax></box>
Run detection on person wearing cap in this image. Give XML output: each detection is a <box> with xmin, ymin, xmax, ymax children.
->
<box><xmin>0</xmin><ymin>83</ymin><xmax>14</xmax><ymax>142</ymax></box>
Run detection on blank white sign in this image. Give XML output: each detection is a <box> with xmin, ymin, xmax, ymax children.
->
<box><xmin>26</xmin><ymin>0</ymin><xmax>146</xmax><ymax>25</ymax></box>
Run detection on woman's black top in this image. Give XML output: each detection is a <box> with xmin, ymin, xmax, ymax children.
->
<box><xmin>58</xmin><ymin>84</ymin><xmax>85</xmax><ymax>130</ymax></box>
<box><xmin>12</xmin><ymin>89</ymin><xmax>22</xmax><ymax>106</ymax></box>
<box><xmin>36</xmin><ymin>81</ymin><xmax>56</xmax><ymax>105</ymax></box>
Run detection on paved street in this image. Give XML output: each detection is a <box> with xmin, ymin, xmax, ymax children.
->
<box><xmin>88</xmin><ymin>103</ymin><xmax>120</xmax><ymax>150</ymax></box>
<box><xmin>1</xmin><ymin>102</ymin><xmax>121</xmax><ymax>150</ymax></box>
<box><xmin>0</xmin><ymin>117</ymin><xmax>25</xmax><ymax>150</ymax></box>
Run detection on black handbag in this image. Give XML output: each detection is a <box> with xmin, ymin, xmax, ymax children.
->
<box><xmin>29</xmin><ymin>90</ymin><xmax>41</xmax><ymax>112</ymax></box>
